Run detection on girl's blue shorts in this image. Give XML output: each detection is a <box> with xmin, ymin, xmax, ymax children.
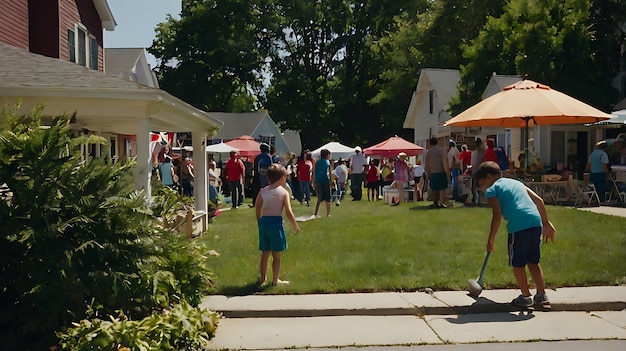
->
<box><xmin>258</xmin><ymin>216</ymin><xmax>287</xmax><ymax>252</ymax></box>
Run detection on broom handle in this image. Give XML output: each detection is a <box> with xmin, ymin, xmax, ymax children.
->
<box><xmin>478</xmin><ymin>251</ymin><xmax>491</xmax><ymax>280</ymax></box>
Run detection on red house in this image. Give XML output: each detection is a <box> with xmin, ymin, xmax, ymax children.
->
<box><xmin>0</xmin><ymin>0</ymin><xmax>115</xmax><ymax>71</ymax></box>
<box><xmin>0</xmin><ymin>0</ymin><xmax>222</xmax><ymax>233</ymax></box>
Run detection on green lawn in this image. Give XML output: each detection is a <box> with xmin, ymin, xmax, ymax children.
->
<box><xmin>198</xmin><ymin>196</ymin><xmax>626</xmax><ymax>295</ymax></box>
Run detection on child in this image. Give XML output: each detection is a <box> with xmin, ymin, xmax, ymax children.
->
<box><xmin>255</xmin><ymin>164</ymin><xmax>300</xmax><ymax>286</ymax></box>
<box><xmin>474</xmin><ymin>161</ymin><xmax>556</xmax><ymax>308</ymax></box>
<box><xmin>366</xmin><ymin>160</ymin><xmax>380</xmax><ymax>201</ymax></box>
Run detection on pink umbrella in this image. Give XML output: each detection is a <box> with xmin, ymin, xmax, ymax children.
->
<box><xmin>364</xmin><ymin>136</ymin><xmax>425</xmax><ymax>158</ymax></box>
<box><xmin>224</xmin><ymin>135</ymin><xmax>261</xmax><ymax>157</ymax></box>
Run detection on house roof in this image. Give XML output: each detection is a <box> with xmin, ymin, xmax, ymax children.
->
<box><xmin>105</xmin><ymin>48</ymin><xmax>144</xmax><ymax>75</ymax></box>
<box><xmin>482</xmin><ymin>75</ymin><xmax>522</xmax><ymax>99</ymax></box>
<box><xmin>614</xmin><ymin>97</ymin><xmax>626</xmax><ymax>111</ymax></box>
<box><xmin>94</xmin><ymin>0</ymin><xmax>117</xmax><ymax>31</ymax></box>
<box><xmin>0</xmin><ymin>42</ymin><xmax>153</xmax><ymax>92</ymax></box>
<box><xmin>209</xmin><ymin>112</ymin><xmax>269</xmax><ymax>140</ymax></box>
<box><xmin>0</xmin><ymin>42</ymin><xmax>222</xmax><ymax>134</ymax></box>
<box><xmin>404</xmin><ymin>68</ymin><xmax>460</xmax><ymax>128</ymax></box>
<box><xmin>105</xmin><ymin>48</ymin><xmax>159</xmax><ymax>88</ymax></box>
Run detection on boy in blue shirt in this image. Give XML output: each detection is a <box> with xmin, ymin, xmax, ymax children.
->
<box><xmin>475</xmin><ymin>161</ymin><xmax>556</xmax><ymax>308</ymax></box>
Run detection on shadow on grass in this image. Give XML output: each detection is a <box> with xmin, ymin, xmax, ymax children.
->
<box><xmin>215</xmin><ymin>281</ymin><xmax>268</xmax><ymax>296</ymax></box>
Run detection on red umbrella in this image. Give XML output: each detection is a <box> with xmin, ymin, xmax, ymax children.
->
<box><xmin>224</xmin><ymin>135</ymin><xmax>261</xmax><ymax>157</ymax></box>
<box><xmin>363</xmin><ymin>136</ymin><xmax>425</xmax><ymax>158</ymax></box>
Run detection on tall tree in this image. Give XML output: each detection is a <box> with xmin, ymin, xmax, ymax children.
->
<box><xmin>263</xmin><ymin>0</ymin><xmax>349</xmax><ymax>149</ymax></box>
<box><xmin>331</xmin><ymin>0</ymin><xmax>426</xmax><ymax>146</ymax></box>
<box><xmin>451</xmin><ymin>0</ymin><xmax>622</xmax><ymax>114</ymax></box>
<box><xmin>587</xmin><ymin>0</ymin><xmax>626</xmax><ymax>109</ymax></box>
<box><xmin>149</xmin><ymin>0</ymin><xmax>277</xmax><ymax>111</ymax></box>
<box><xmin>265</xmin><ymin>0</ymin><xmax>425</xmax><ymax>148</ymax></box>
<box><xmin>369</xmin><ymin>0</ymin><xmax>505</xmax><ymax>140</ymax></box>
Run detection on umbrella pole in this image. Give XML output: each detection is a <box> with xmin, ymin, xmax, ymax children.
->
<box><xmin>524</xmin><ymin>118</ymin><xmax>530</xmax><ymax>171</ymax></box>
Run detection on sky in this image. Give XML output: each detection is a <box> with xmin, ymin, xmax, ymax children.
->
<box><xmin>103</xmin><ymin>0</ymin><xmax>181</xmax><ymax>67</ymax></box>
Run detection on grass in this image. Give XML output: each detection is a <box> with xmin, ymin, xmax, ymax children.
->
<box><xmin>198</xmin><ymin>195</ymin><xmax>626</xmax><ymax>295</ymax></box>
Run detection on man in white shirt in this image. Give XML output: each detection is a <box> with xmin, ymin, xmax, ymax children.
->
<box><xmin>349</xmin><ymin>146</ymin><xmax>368</xmax><ymax>201</ymax></box>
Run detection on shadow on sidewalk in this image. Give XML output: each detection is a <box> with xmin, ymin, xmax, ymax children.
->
<box><xmin>444</xmin><ymin>310</ymin><xmax>535</xmax><ymax>324</ymax></box>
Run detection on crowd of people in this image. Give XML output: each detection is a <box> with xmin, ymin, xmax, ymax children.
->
<box><xmin>151</xmin><ymin>135</ymin><xmax>521</xmax><ymax>213</ymax></box>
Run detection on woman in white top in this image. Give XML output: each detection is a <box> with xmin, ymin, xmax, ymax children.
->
<box><xmin>412</xmin><ymin>160</ymin><xmax>425</xmax><ymax>200</ymax></box>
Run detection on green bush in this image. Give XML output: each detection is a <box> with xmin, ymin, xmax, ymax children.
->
<box><xmin>57</xmin><ymin>301</ymin><xmax>219</xmax><ymax>351</ymax></box>
<box><xmin>0</xmin><ymin>106</ymin><xmax>218</xmax><ymax>350</ymax></box>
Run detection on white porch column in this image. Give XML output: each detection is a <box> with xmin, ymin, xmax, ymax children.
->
<box><xmin>135</xmin><ymin>118</ymin><xmax>152</xmax><ymax>198</ymax></box>
<box><xmin>192</xmin><ymin>130</ymin><xmax>208</xmax><ymax>214</ymax></box>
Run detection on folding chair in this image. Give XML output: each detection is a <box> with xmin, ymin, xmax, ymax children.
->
<box><xmin>574</xmin><ymin>180</ymin><xmax>601</xmax><ymax>207</ymax></box>
<box><xmin>605</xmin><ymin>175</ymin><xmax>626</xmax><ymax>206</ymax></box>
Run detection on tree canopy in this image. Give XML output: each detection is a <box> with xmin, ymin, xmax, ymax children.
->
<box><xmin>150</xmin><ymin>0</ymin><xmax>626</xmax><ymax>147</ymax></box>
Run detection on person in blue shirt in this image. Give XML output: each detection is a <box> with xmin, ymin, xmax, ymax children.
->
<box><xmin>585</xmin><ymin>140</ymin><xmax>610</xmax><ymax>201</ymax></box>
<box><xmin>312</xmin><ymin>149</ymin><xmax>333</xmax><ymax>218</ymax></box>
<box><xmin>475</xmin><ymin>161</ymin><xmax>556</xmax><ymax>309</ymax></box>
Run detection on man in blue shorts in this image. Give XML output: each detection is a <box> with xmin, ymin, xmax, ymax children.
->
<box><xmin>475</xmin><ymin>161</ymin><xmax>556</xmax><ymax>309</ymax></box>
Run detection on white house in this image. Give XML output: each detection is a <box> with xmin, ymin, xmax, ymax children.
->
<box><xmin>403</xmin><ymin>68</ymin><xmax>460</xmax><ymax>148</ymax></box>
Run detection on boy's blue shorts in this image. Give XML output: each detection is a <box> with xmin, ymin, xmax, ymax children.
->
<box><xmin>508</xmin><ymin>226</ymin><xmax>542</xmax><ymax>267</ymax></box>
<box><xmin>258</xmin><ymin>216</ymin><xmax>287</xmax><ymax>252</ymax></box>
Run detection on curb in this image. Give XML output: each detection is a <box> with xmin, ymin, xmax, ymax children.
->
<box><xmin>213</xmin><ymin>301</ymin><xmax>626</xmax><ymax>318</ymax></box>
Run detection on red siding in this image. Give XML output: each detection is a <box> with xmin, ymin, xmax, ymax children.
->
<box><xmin>0</xmin><ymin>0</ymin><xmax>29</xmax><ymax>49</ymax></box>
<box><xmin>59</xmin><ymin>0</ymin><xmax>104</xmax><ymax>71</ymax></box>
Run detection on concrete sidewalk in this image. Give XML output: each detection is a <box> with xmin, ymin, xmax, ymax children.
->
<box><xmin>201</xmin><ymin>286</ymin><xmax>626</xmax><ymax>350</ymax></box>
<box><xmin>577</xmin><ymin>205</ymin><xmax>626</xmax><ymax>217</ymax></box>
<box><xmin>201</xmin><ymin>286</ymin><xmax>626</xmax><ymax>318</ymax></box>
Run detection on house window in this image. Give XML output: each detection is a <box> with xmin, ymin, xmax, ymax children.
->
<box><xmin>90</xmin><ymin>38</ymin><xmax>98</xmax><ymax>69</ymax></box>
<box><xmin>68</xmin><ymin>30</ymin><xmax>76</xmax><ymax>62</ymax></box>
<box><xmin>257</xmin><ymin>135</ymin><xmax>275</xmax><ymax>146</ymax></box>
<box><xmin>429</xmin><ymin>90</ymin><xmax>434</xmax><ymax>114</ymax></box>
<box><xmin>77</xmin><ymin>28</ymin><xmax>86</xmax><ymax>66</ymax></box>
<box><xmin>68</xmin><ymin>24</ymin><xmax>98</xmax><ymax>70</ymax></box>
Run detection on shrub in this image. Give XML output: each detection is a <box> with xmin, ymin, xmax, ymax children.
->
<box><xmin>57</xmin><ymin>301</ymin><xmax>219</xmax><ymax>351</ymax></box>
<box><xmin>0</xmin><ymin>106</ymin><xmax>218</xmax><ymax>350</ymax></box>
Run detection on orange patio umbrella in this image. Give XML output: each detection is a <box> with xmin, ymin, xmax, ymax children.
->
<box><xmin>224</xmin><ymin>135</ymin><xmax>261</xmax><ymax>157</ymax></box>
<box><xmin>444</xmin><ymin>79</ymin><xmax>611</xmax><ymax>166</ymax></box>
<box><xmin>363</xmin><ymin>135</ymin><xmax>425</xmax><ymax>158</ymax></box>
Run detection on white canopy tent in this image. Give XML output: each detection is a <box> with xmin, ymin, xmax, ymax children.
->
<box><xmin>586</xmin><ymin>109</ymin><xmax>626</xmax><ymax>127</ymax></box>
<box><xmin>311</xmin><ymin>141</ymin><xmax>356</xmax><ymax>160</ymax></box>
<box><xmin>206</xmin><ymin>142</ymin><xmax>239</xmax><ymax>154</ymax></box>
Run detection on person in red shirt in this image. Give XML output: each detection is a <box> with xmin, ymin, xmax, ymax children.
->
<box><xmin>297</xmin><ymin>150</ymin><xmax>313</xmax><ymax>206</ymax></box>
<box><xmin>225</xmin><ymin>151</ymin><xmax>246</xmax><ymax>208</ymax></box>
<box><xmin>366</xmin><ymin>160</ymin><xmax>380</xmax><ymax>201</ymax></box>
<box><xmin>459</xmin><ymin>144</ymin><xmax>472</xmax><ymax>174</ymax></box>
<box><xmin>483</xmin><ymin>139</ymin><xmax>499</xmax><ymax>164</ymax></box>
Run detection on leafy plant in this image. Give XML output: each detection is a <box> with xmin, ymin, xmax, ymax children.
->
<box><xmin>207</xmin><ymin>199</ymin><xmax>217</xmax><ymax>212</ymax></box>
<box><xmin>57</xmin><ymin>301</ymin><xmax>220</xmax><ymax>351</ymax></box>
<box><xmin>0</xmin><ymin>106</ymin><xmax>218</xmax><ymax>350</ymax></box>
<box><xmin>151</xmin><ymin>185</ymin><xmax>195</xmax><ymax>230</ymax></box>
